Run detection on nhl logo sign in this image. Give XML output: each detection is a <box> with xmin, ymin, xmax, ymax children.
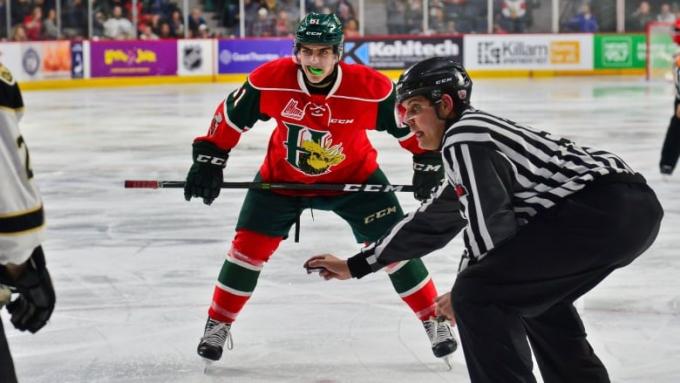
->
<box><xmin>183</xmin><ymin>45</ymin><xmax>202</xmax><ymax>71</ymax></box>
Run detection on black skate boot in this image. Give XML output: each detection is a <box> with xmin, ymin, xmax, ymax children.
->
<box><xmin>197</xmin><ymin>318</ymin><xmax>233</xmax><ymax>361</ymax></box>
<box><xmin>423</xmin><ymin>317</ymin><xmax>457</xmax><ymax>368</ymax></box>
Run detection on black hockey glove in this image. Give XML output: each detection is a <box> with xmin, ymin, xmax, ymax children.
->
<box><xmin>0</xmin><ymin>246</ymin><xmax>56</xmax><ymax>333</ymax></box>
<box><xmin>412</xmin><ymin>152</ymin><xmax>445</xmax><ymax>202</ymax></box>
<box><xmin>184</xmin><ymin>141</ymin><xmax>230</xmax><ymax>205</ymax></box>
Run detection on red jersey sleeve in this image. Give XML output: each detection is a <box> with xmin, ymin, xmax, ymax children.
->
<box><xmin>194</xmin><ymin>80</ymin><xmax>264</xmax><ymax>150</ymax></box>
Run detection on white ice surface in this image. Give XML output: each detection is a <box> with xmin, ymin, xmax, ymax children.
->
<box><xmin>4</xmin><ymin>77</ymin><xmax>680</xmax><ymax>382</ymax></box>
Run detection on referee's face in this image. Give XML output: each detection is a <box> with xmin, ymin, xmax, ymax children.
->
<box><xmin>400</xmin><ymin>96</ymin><xmax>447</xmax><ymax>150</ymax></box>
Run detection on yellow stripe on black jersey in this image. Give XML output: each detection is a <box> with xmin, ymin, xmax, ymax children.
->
<box><xmin>0</xmin><ymin>64</ymin><xmax>24</xmax><ymax>110</ymax></box>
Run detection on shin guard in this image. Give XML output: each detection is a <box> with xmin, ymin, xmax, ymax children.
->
<box><xmin>208</xmin><ymin>230</ymin><xmax>282</xmax><ymax>323</ymax></box>
<box><xmin>386</xmin><ymin>258</ymin><xmax>438</xmax><ymax>320</ymax></box>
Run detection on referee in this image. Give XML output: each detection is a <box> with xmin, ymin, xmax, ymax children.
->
<box><xmin>306</xmin><ymin>57</ymin><xmax>664</xmax><ymax>383</ymax></box>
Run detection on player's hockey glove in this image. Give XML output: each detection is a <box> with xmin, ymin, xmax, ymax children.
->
<box><xmin>412</xmin><ymin>152</ymin><xmax>445</xmax><ymax>202</ymax></box>
<box><xmin>0</xmin><ymin>246</ymin><xmax>56</xmax><ymax>333</ymax></box>
<box><xmin>184</xmin><ymin>141</ymin><xmax>229</xmax><ymax>205</ymax></box>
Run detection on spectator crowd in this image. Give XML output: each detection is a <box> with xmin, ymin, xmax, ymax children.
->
<box><xmin>4</xmin><ymin>0</ymin><xmax>215</xmax><ymax>40</ymax></box>
<box><xmin>2</xmin><ymin>0</ymin><xmax>680</xmax><ymax>41</ymax></box>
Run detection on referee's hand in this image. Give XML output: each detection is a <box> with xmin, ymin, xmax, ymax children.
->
<box><xmin>305</xmin><ymin>254</ymin><xmax>351</xmax><ymax>280</ymax></box>
<box><xmin>435</xmin><ymin>293</ymin><xmax>456</xmax><ymax>324</ymax></box>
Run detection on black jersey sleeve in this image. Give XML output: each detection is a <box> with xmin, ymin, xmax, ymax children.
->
<box><xmin>347</xmin><ymin>183</ymin><xmax>467</xmax><ymax>278</ymax></box>
<box><xmin>443</xmin><ymin>142</ymin><xmax>519</xmax><ymax>257</ymax></box>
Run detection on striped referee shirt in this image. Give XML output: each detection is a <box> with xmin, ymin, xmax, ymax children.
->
<box><xmin>443</xmin><ymin>108</ymin><xmax>636</xmax><ymax>261</ymax></box>
<box><xmin>345</xmin><ymin>107</ymin><xmax>639</xmax><ymax>279</ymax></box>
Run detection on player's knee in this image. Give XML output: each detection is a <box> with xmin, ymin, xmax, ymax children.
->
<box><xmin>230</xmin><ymin>229</ymin><xmax>283</xmax><ymax>265</ymax></box>
<box><xmin>383</xmin><ymin>260</ymin><xmax>406</xmax><ymax>273</ymax></box>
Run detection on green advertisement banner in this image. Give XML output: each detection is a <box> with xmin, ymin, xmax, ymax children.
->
<box><xmin>594</xmin><ymin>34</ymin><xmax>646</xmax><ymax>69</ymax></box>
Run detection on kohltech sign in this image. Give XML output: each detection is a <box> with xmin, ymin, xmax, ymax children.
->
<box><xmin>344</xmin><ymin>37</ymin><xmax>463</xmax><ymax>69</ymax></box>
<box><xmin>464</xmin><ymin>34</ymin><xmax>593</xmax><ymax>71</ymax></box>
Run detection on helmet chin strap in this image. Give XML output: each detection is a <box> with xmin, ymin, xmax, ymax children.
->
<box><xmin>433</xmin><ymin>96</ymin><xmax>461</xmax><ymax>127</ymax></box>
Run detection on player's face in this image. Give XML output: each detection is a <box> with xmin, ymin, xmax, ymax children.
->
<box><xmin>400</xmin><ymin>96</ymin><xmax>447</xmax><ymax>150</ymax></box>
<box><xmin>298</xmin><ymin>44</ymin><xmax>338</xmax><ymax>83</ymax></box>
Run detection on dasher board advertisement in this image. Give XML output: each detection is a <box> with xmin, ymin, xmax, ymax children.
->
<box><xmin>344</xmin><ymin>36</ymin><xmax>463</xmax><ymax>70</ymax></box>
<box><xmin>465</xmin><ymin>34</ymin><xmax>593</xmax><ymax>70</ymax></box>
<box><xmin>90</xmin><ymin>40</ymin><xmax>178</xmax><ymax>77</ymax></box>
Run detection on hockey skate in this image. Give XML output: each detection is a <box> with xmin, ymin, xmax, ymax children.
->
<box><xmin>197</xmin><ymin>318</ymin><xmax>233</xmax><ymax>370</ymax></box>
<box><xmin>423</xmin><ymin>317</ymin><xmax>457</xmax><ymax>370</ymax></box>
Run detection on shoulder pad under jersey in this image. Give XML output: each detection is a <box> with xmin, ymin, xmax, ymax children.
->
<box><xmin>332</xmin><ymin>61</ymin><xmax>393</xmax><ymax>102</ymax></box>
<box><xmin>248</xmin><ymin>57</ymin><xmax>301</xmax><ymax>91</ymax></box>
<box><xmin>0</xmin><ymin>64</ymin><xmax>23</xmax><ymax>110</ymax></box>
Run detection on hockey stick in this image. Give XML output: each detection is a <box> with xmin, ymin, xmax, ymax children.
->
<box><xmin>124</xmin><ymin>180</ymin><xmax>415</xmax><ymax>193</ymax></box>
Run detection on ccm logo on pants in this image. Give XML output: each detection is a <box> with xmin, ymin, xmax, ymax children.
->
<box><xmin>364</xmin><ymin>206</ymin><xmax>398</xmax><ymax>224</ymax></box>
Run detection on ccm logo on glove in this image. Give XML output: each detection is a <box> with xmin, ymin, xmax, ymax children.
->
<box><xmin>413</xmin><ymin>163</ymin><xmax>442</xmax><ymax>172</ymax></box>
<box><xmin>196</xmin><ymin>154</ymin><xmax>227</xmax><ymax>166</ymax></box>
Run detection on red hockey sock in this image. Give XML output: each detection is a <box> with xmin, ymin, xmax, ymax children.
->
<box><xmin>401</xmin><ymin>278</ymin><xmax>438</xmax><ymax>320</ymax></box>
<box><xmin>208</xmin><ymin>230</ymin><xmax>282</xmax><ymax>323</ymax></box>
<box><xmin>386</xmin><ymin>259</ymin><xmax>439</xmax><ymax>321</ymax></box>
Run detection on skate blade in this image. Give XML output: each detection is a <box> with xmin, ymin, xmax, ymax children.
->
<box><xmin>441</xmin><ymin>355</ymin><xmax>454</xmax><ymax>371</ymax></box>
<box><xmin>202</xmin><ymin>359</ymin><xmax>214</xmax><ymax>374</ymax></box>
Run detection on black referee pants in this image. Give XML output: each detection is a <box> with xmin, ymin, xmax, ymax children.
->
<box><xmin>451</xmin><ymin>180</ymin><xmax>663</xmax><ymax>383</ymax></box>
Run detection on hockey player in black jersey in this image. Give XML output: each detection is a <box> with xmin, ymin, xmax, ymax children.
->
<box><xmin>306</xmin><ymin>57</ymin><xmax>664</xmax><ymax>383</ymax></box>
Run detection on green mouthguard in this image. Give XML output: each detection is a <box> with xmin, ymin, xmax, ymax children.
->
<box><xmin>308</xmin><ymin>66</ymin><xmax>324</xmax><ymax>75</ymax></box>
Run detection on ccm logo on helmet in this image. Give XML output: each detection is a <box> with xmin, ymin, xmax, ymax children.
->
<box><xmin>197</xmin><ymin>154</ymin><xmax>227</xmax><ymax>166</ymax></box>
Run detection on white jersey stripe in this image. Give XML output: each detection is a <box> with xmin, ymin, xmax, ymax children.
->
<box><xmin>447</xmin><ymin>145</ymin><xmax>481</xmax><ymax>256</ymax></box>
<box><xmin>442</xmin><ymin>109</ymin><xmax>635</xmax><ymax>259</ymax></box>
<box><xmin>215</xmin><ymin>282</ymin><xmax>252</xmax><ymax>297</ymax></box>
<box><xmin>398</xmin><ymin>276</ymin><xmax>433</xmax><ymax>298</ymax></box>
<box><xmin>461</xmin><ymin>144</ymin><xmax>495</xmax><ymax>252</ymax></box>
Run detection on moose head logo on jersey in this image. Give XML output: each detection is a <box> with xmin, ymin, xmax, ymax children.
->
<box><xmin>284</xmin><ymin>122</ymin><xmax>345</xmax><ymax>175</ymax></box>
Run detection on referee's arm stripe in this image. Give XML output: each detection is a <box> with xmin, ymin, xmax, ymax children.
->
<box><xmin>459</xmin><ymin>144</ymin><xmax>494</xmax><ymax>252</ymax></box>
<box><xmin>450</xmin><ymin>145</ymin><xmax>483</xmax><ymax>255</ymax></box>
<box><xmin>0</xmin><ymin>205</ymin><xmax>44</xmax><ymax>234</ymax></box>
